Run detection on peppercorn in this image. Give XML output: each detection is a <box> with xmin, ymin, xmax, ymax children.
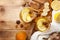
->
<box><xmin>16</xmin><ymin>20</ymin><xmax>20</xmax><ymax>24</ymax></box>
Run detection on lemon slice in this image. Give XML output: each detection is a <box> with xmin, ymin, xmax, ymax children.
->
<box><xmin>54</xmin><ymin>12</ymin><xmax>60</xmax><ymax>23</ymax></box>
<box><xmin>51</xmin><ymin>1</ymin><xmax>60</xmax><ymax>10</ymax></box>
<box><xmin>37</xmin><ymin>18</ymin><xmax>48</xmax><ymax>32</ymax></box>
<box><xmin>20</xmin><ymin>7</ymin><xmax>32</xmax><ymax>22</ymax></box>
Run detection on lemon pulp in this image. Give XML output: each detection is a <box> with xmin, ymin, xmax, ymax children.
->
<box><xmin>54</xmin><ymin>12</ymin><xmax>60</xmax><ymax>23</ymax></box>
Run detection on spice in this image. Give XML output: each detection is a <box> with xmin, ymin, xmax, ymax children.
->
<box><xmin>16</xmin><ymin>20</ymin><xmax>20</xmax><ymax>25</ymax></box>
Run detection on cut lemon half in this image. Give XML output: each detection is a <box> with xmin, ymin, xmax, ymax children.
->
<box><xmin>54</xmin><ymin>12</ymin><xmax>60</xmax><ymax>23</ymax></box>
